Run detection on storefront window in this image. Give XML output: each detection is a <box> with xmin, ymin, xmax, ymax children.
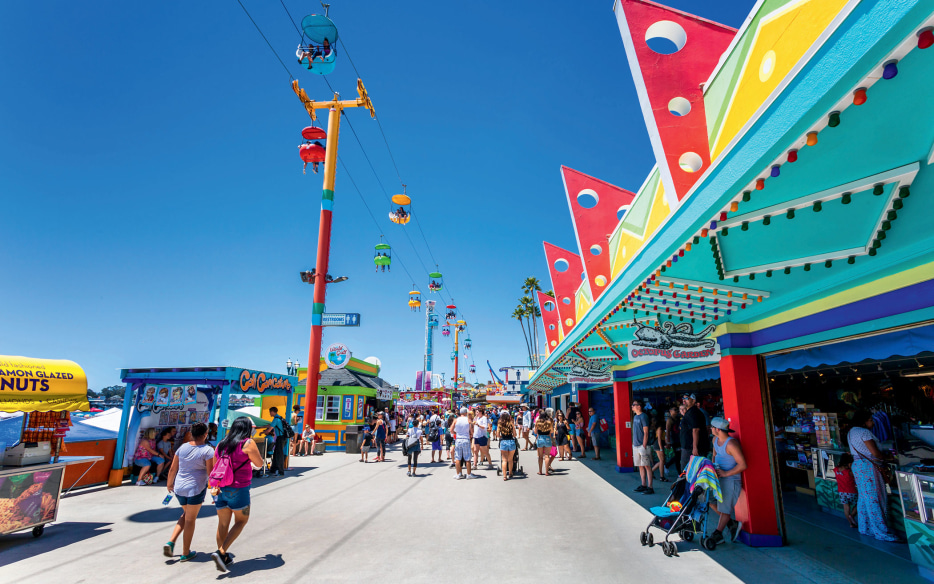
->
<box><xmin>316</xmin><ymin>396</ymin><xmax>324</xmax><ymax>421</ymax></box>
<box><xmin>325</xmin><ymin>395</ymin><xmax>341</xmax><ymax>421</ymax></box>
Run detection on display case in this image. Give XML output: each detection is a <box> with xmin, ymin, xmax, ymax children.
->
<box><xmin>896</xmin><ymin>471</ymin><xmax>934</xmax><ymax>582</ymax></box>
<box><xmin>813</xmin><ymin>448</ymin><xmax>847</xmax><ymax>512</ymax></box>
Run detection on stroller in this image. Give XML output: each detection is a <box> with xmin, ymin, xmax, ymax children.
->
<box><xmin>640</xmin><ymin>456</ymin><xmax>721</xmax><ymax>557</ymax></box>
<box><xmin>495</xmin><ymin>447</ymin><xmax>525</xmax><ymax>477</ymax></box>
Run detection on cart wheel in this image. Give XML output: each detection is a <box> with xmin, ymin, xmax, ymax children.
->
<box><xmin>32</xmin><ymin>525</ymin><xmax>44</xmax><ymax>538</ymax></box>
<box><xmin>647</xmin><ymin>532</ymin><xmax>654</xmax><ymax>547</ymax></box>
<box><xmin>704</xmin><ymin>537</ymin><xmax>717</xmax><ymax>551</ymax></box>
<box><xmin>681</xmin><ymin>529</ymin><xmax>694</xmax><ymax>542</ymax></box>
<box><xmin>663</xmin><ymin>542</ymin><xmax>674</xmax><ymax>556</ymax></box>
<box><xmin>639</xmin><ymin>532</ymin><xmax>647</xmax><ymax>546</ymax></box>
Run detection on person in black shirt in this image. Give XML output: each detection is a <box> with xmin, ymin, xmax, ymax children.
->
<box><xmin>680</xmin><ymin>393</ymin><xmax>711</xmax><ymax>468</ymax></box>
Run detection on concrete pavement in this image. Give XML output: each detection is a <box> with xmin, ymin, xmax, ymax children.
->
<box><xmin>0</xmin><ymin>441</ymin><xmax>921</xmax><ymax>583</ymax></box>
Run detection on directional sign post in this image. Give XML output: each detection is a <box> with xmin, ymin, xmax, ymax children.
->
<box><xmin>322</xmin><ymin>313</ymin><xmax>361</xmax><ymax>327</ymax></box>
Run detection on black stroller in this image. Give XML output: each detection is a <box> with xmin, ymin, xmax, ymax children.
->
<box><xmin>495</xmin><ymin>447</ymin><xmax>525</xmax><ymax>477</ymax></box>
<box><xmin>639</xmin><ymin>475</ymin><xmax>713</xmax><ymax>557</ymax></box>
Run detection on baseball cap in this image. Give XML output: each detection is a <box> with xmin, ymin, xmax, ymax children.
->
<box><xmin>710</xmin><ymin>417</ymin><xmax>735</xmax><ymax>433</ymax></box>
<box><xmin>681</xmin><ymin>393</ymin><xmax>696</xmax><ymax>400</ymax></box>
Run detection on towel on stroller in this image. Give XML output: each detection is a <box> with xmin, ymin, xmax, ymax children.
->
<box><xmin>685</xmin><ymin>455</ymin><xmax>722</xmax><ymax>502</ymax></box>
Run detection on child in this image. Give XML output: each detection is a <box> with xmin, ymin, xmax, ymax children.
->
<box><xmin>835</xmin><ymin>453</ymin><xmax>858</xmax><ymax>528</ymax></box>
<box><xmin>302</xmin><ymin>425</ymin><xmax>316</xmax><ymax>456</ymax></box>
<box><xmin>360</xmin><ymin>426</ymin><xmax>373</xmax><ymax>463</ymax></box>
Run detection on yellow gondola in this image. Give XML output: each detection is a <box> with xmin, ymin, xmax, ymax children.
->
<box><xmin>389</xmin><ymin>188</ymin><xmax>411</xmax><ymax>225</ymax></box>
<box><xmin>408</xmin><ymin>290</ymin><xmax>421</xmax><ymax>312</ymax></box>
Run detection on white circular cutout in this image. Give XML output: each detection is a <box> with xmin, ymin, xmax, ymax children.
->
<box><xmin>595</xmin><ymin>275</ymin><xmax>607</xmax><ymax>287</ymax></box>
<box><xmin>668</xmin><ymin>97</ymin><xmax>691</xmax><ymax>117</ymax></box>
<box><xmin>759</xmin><ymin>50</ymin><xmax>776</xmax><ymax>82</ymax></box>
<box><xmin>617</xmin><ymin>205</ymin><xmax>629</xmax><ymax>221</ymax></box>
<box><xmin>679</xmin><ymin>152</ymin><xmax>703</xmax><ymax>173</ymax></box>
<box><xmin>554</xmin><ymin>258</ymin><xmax>569</xmax><ymax>272</ymax></box>
<box><xmin>581</xmin><ymin>271</ymin><xmax>586</xmax><ymax>281</ymax></box>
<box><xmin>550</xmin><ymin>340</ymin><xmax>557</xmax><ymax>347</ymax></box>
<box><xmin>645</xmin><ymin>21</ymin><xmax>687</xmax><ymax>55</ymax></box>
<box><xmin>577</xmin><ymin>189</ymin><xmax>599</xmax><ymax>209</ymax></box>
<box><xmin>590</xmin><ymin>244</ymin><xmax>602</xmax><ymax>256</ymax></box>
<box><xmin>543</xmin><ymin>301</ymin><xmax>556</xmax><ymax>312</ymax></box>
<box><xmin>565</xmin><ymin>318</ymin><xmax>574</xmax><ymax>327</ymax></box>
<box><xmin>562</xmin><ymin>297</ymin><xmax>571</xmax><ymax>305</ymax></box>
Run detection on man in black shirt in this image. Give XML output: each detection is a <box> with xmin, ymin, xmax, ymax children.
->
<box><xmin>680</xmin><ymin>393</ymin><xmax>711</xmax><ymax>468</ymax></box>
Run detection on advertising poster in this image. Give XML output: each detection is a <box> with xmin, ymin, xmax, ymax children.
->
<box><xmin>0</xmin><ymin>467</ymin><xmax>63</xmax><ymax>535</ymax></box>
<box><xmin>140</xmin><ymin>385</ymin><xmax>156</xmax><ymax>406</ymax></box>
<box><xmin>184</xmin><ymin>385</ymin><xmax>198</xmax><ymax>406</ymax></box>
<box><xmin>154</xmin><ymin>387</ymin><xmax>170</xmax><ymax>407</ymax></box>
<box><xmin>356</xmin><ymin>396</ymin><xmax>364</xmax><ymax>419</ymax></box>
<box><xmin>169</xmin><ymin>386</ymin><xmax>184</xmax><ymax>407</ymax></box>
<box><xmin>342</xmin><ymin>395</ymin><xmax>354</xmax><ymax>420</ymax></box>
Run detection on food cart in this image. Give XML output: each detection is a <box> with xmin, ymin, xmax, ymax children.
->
<box><xmin>0</xmin><ymin>355</ymin><xmax>103</xmax><ymax>538</ymax></box>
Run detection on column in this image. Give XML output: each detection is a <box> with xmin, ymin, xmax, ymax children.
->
<box><xmin>613</xmin><ymin>380</ymin><xmax>634</xmax><ymax>472</ymax></box>
<box><xmin>719</xmin><ymin>354</ymin><xmax>783</xmax><ymax>547</ymax></box>
<box><xmin>108</xmin><ymin>381</ymin><xmax>139</xmax><ymax>487</ymax></box>
<box><xmin>578</xmin><ymin>390</ymin><xmax>590</xmax><ymax>449</ymax></box>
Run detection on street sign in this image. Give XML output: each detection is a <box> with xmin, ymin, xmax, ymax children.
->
<box><xmin>322</xmin><ymin>313</ymin><xmax>361</xmax><ymax>327</ymax></box>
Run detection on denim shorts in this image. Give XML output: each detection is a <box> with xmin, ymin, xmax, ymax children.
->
<box><xmin>474</xmin><ymin>436</ymin><xmax>488</xmax><ymax>447</ymax></box>
<box><xmin>215</xmin><ymin>486</ymin><xmax>251</xmax><ymax>511</ymax></box>
<box><xmin>176</xmin><ymin>488</ymin><xmax>206</xmax><ymax>506</ymax></box>
<box><xmin>135</xmin><ymin>456</ymin><xmax>164</xmax><ymax>466</ymax></box>
<box><xmin>537</xmin><ymin>435</ymin><xmax>553</xmax><ymax>449</ymax></box>
<box><xmin>500</xmin><ymin>439</ymin><xmax>517</xmax><ymax>452</ymax></box>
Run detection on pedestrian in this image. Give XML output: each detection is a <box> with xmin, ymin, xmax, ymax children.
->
<box><xmin>405</xmin><ymin>419</ymin><xmax>423</xmax><ymax>477</ymax></box>
<box><xmin>521</xmin><ymin>404</ymin><xmax>533</xmax><ymax>450</ymax></box>
<box><xmin>360</xmin><ymin>426</ymin><xmax>373</xmax><ymax>462</ymax></box>
<box><xmin>573</xmin><ymin>410</ymin><xmax>587</xmax><ymax>459</ymax></box>
<box><xmin>428</xmin><ymin>413</ymin><xmax>442</xmax><ymax>463</ymax></box>
<box><xmin>651</xmin><ymin>410</ymin><xmax>668</xmax><ymax>481</ymax></box>
<box><xmin>290</xmin><ymin>406</ymin><xmax>303</xmax><ymax>456</ymax></box>
<box><xmin>535</xmin><ymin>411</ymin><xmax>555</xmax><ymax>476</ymax></box>
<box><xmin>373</xmin><ymin>412</ymin><xmax>387</xmax><ymax>462</ymax></box>
<box><xmin>666</xmin><ymin>406</ymin><xmax>682</xmax><ymax>476</ymax></box>
<box><xmin>473</xmin><ymin>407</ymin><xmax>492</xmax><ymax>469</ymax></box>
<box><xmin>156</xmin><ymin>427</ymin><xmax>177</xmax><ymax>480</ymax></box>
<box><xmin>445</xmin><ymin>410</ymin><xmax>457</xmax><ymax>465</ymax></box>
<box><xmin>490</xmin><ymin>408</ymin><xmax>500</xmax><ymax>441</ymax></box>
<box><xmin>587</xmin><ymin>407</ymin><xmax>603</xmax><ymax>460</ymax></box>
<box><xmin>555</xmin><ymin>411</ymin><xmax>572</xmax><ymax>461</ymax></box>
<box><xmin>709</xmin><ymin>417</ymin><xmax>746</xmax><ymax>544</ymax></box>
<box><xmin>498</xmin><ymin>409</ymin><xmax>518</xmax><ymax>480</ymax></box>
<box><xmin>210</xmin><ymin>418</ymin><xmax>264</xmax><ymax>573</ymax></box>
<box><xmin>680</xmin><ymin>393</ymin><xmax>711</xmax><ymax>469</ymax></box>
<box><xmin>452</xmin><ymin>407</ymin><xmax>479</xmax><ymax>479</ymax></box>
<box><xmin>262</xmin><ymin>407</ymin><xmax>287</xmax><ymax>476</ymax></box>
<box><xmin>134</xmin><ymin>428</ymin><xmax>165</xmax><ymax>486</ymax></box>
<box><xmin>835</xmin><ymin>453</ymin><xmax>859</xmax><ymax>529</ymax></box>
<box><xmin>567</xmin><ymin>402</ymin><xmax>581</xmax><ymax>454</ymax></box>
<box><xmin>631</xmin><ymin>399</ymin><xmax>653</xmax><ymax>494</ymax></box>
<box><xmin>164</xmin><ymin>422</ymin><xmax>214</xmax><ymax>562</ymax></box>
<box><xmin>848</xmin><ymin>409</ymin><xmax>900</xmax><ymax>541</ymax></box>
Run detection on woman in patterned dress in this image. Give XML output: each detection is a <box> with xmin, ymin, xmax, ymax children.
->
<box><xmin>847</xmin><ymin>409</ymin><xmax>899</xmax><ymax>542</ymax></box>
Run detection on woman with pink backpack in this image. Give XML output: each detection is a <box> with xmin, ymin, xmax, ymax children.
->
<box><xmin>208</xmin><ymin>418</ymin><xmax>264</xmax><ymax>573</ymax></box>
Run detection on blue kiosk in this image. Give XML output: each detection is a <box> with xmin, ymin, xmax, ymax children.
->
<box><xmin>108</xmin><ymin>366</ymin><xmax>296</xmax><ymax>487</ymax></box>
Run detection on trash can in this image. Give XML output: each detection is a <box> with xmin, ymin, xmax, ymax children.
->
<box><xmin>344</xmin><ymin>425</ymin><xmax>361</xmax><ymax>454</ymax></box>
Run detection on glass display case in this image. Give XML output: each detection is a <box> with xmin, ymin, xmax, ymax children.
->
<box><xmin>896</xmin><ymin>471</ymin><xmax>934</xmax><ymax>581</ymax></box>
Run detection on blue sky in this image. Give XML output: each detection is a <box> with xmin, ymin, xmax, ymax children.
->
<box><xmin>0</xmin><ymin>1</ymin><xmax>751</xmax><ymax>391</ymax></box>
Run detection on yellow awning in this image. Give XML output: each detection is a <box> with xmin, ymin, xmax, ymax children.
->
<box><xmin>0</xmin><ymin>355</ymin><xmax>90</xmax><ymax>412</ymax></box>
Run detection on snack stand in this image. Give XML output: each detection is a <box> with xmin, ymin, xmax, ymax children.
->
<box><xmin>111</xmin><ymin>366</ymin><xmax>296</xmax><ymax>486</ymax></box>
<box><xmin>0</xmin><ymin>355</ymin><xmax>102</xmax><ymax>538</ymax></box>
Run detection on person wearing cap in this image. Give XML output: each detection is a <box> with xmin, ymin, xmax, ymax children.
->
<box><xmin>680</xmin><ymin>393</ymin><xmax>711</xmax><ymax>468</ymax></box>
<box><xmin>631</xmin><ymin>399</ymin><xmax>653</xmax><ymax>494</ymax></box>
<box><xmin>451</xmin><ymin>407</ymin><xmax>479</xmax><ymax>479</ymax></box>
<box><xmin>709</xmin><ymin>417</ymin><xmax>746</xmax><ymax>544</ymax></box>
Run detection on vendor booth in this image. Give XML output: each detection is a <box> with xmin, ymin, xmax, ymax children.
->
<box><xmin>110</xmin><ymin>366</ymin><xmax>296</xmax><ymax>486</ymax></box>
<box><xmin>0</xmin><ymin>355</ymin><xmax>102</xmax><ymax>538</ymax></box>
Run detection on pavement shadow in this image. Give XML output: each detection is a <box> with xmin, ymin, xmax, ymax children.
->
<box><xmin>0</xmin><ymin>522</ymin><xmax>112</xmax><ymax>567</ymax></box>
<box><xmin>218</xmin><ymin>553</ymin><xmax>284</xmax><ymax>579</ymax></box>
<box><xmin>127</xmin><ymin>506</ymin><xmax>217</xmax><ymax>523</ymax></box>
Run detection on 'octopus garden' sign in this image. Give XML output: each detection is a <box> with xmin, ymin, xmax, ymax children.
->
<box><xmin>628</xmin><ymin>321</ymin><xmax>721</xmax><ymax>363</ymax></box>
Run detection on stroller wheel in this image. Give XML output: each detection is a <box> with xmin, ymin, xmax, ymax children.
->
<box><xmin>662</xmin><ymin>542</ymin><xmax>674</xmax><ymax>556</ymax></box>
<box><xmin>639</xmin><ymin>532</ymin><xmax>647</xmax><ymax>546</ymax></box>
<box><xmin>704</xmin><ymin>537</ymin><xmax>717</xmax><ymax>551</ymax></box>
<box><xmin>680</xmin><ymin>529</ymin><xmax>694</xmax><ymax>542</ymax></box>
<box><xmin>647</xmin><ymin>532</ymin><xmax>654</xmax><ymax>547</ymax></box>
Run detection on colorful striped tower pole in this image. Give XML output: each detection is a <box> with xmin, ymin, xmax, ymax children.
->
<box><xmin>303</xmin><ymin>105</ymin><xmax>340</xmax><ymax>431</ymax></box>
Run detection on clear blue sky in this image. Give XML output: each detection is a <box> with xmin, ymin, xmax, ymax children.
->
<box><xmin>0</xmin><ymin>1</ymin><xmax>751</xmax><ymax>391</ymax></box>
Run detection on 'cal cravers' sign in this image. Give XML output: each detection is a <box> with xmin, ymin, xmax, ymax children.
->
<box><xmin>567</xmin><ymin>364</ymin><xmax>611</xmax><ymax>384</ymax></box>
<box><xmin>239</xmin><ymin>370</ymin><xmax>293</xmax><ymax>394</ymax></box>
<box><xmin>628</xmin><ymin>321</ymin><xmax>721</xmax><ymax>363</ymax></box>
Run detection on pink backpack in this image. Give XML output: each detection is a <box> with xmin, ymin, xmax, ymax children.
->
<box><xmin>208</xmin><ymin>440</ymin><xmax>249</xmax><ymax>488</ymax></box>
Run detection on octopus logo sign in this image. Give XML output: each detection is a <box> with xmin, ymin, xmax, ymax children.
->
<box><xmin>325</xmin><ymin>343</ymin><xmax>351</xmax><ymax>369</ymax></box>
<box><xmin>628</xmin><ymin>321</ymin><xmax>720</xmax><ymax>363</ymax></box>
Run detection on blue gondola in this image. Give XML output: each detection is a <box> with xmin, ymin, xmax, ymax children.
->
<box><xmin>296</xmin><ymin>14</ymin><xmax>338</xmax><ymax>75</ymax></box>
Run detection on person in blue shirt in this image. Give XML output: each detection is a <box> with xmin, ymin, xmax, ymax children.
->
<box><xmin>489</xmin><ymin>409</ymin><xmax>500</xmax><ymax>441</ymax></box>
<box><xmin>262</xmin><ymin>407</ymin><xmax>287</xmax><ymax>476</ymax></box>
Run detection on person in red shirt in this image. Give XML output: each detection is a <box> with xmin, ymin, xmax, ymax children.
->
<box><xmin>835</xmin><ymin>453</ymin><xmax>859</xmax><ymax>529</ymax></box>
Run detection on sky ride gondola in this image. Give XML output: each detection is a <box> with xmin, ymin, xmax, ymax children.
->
<box><xmin>469</xmin><ymin>365</ymin><xmax>476</xmax><ymax>374</ymax></box>
<box><xmin>442</xmin><ymin>325</ymin><xmax>451</xmax><ymax>337</ymax></box>
<box><xmin>455</xmin><ymin>319</ymin><xmax>466</xmax><ymax>332</ymax></box>
<box><xmin>389</xmin><ymin>188</ymin><xmax>411</xmax><ymax>225</ymax></box>
<box><xmin>445</xmin><ymin>304</ymin><xmax>457</xmax><ymax>321</ymax></box>
<box><xmin>408</xmin><ymin>290</ymin><xmax>421</xmax><ymax>312</ymax></box>
<box><xmin>296</xmin><ymin>12</ymin><xmax>338</xmax><ymax>75</ymax></box>
<box><xmin>374</xmin><ymin>237</ymin><xmax>391</xmax><ymax>272</ymax></box>
<box><xmin>428</xmin><ymin>271</ymin><xmax>443</xmax><ymax>292</ymax></box>
<box><xmin>464</xmin><ymin>337</ymin><xmax>472</xmax><ymax>350</ymax></box>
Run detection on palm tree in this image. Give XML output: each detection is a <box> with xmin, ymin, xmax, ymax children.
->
<box><xmin>519</xmin><ymin>295</ymin><xmax>537</xmax><ymax>366</ymax></box>
<box><xmin>522</xmin><ymin>277</ymin><xmax>543</xmax><ymax>366</ymax></box>
<box><xmin>512</xmin><ymin>306</ymin><xmax>532</xmax><ymax>366</ymax></box>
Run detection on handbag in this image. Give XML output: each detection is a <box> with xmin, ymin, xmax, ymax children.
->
<box><xmin>550</xmin><ymin>445</ymin><xmax>558</xmax><ymax>457</ymax></box>
<box><xmin>856</xmin><ymin>449</ymin><xmax>893</xmax><ymax>485</ymax></box>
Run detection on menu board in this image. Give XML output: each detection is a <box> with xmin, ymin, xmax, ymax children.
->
<box><xmin>0</xmin><ymin>467</ymin><xmax>63</xmax><ymax>535</ymax></box>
